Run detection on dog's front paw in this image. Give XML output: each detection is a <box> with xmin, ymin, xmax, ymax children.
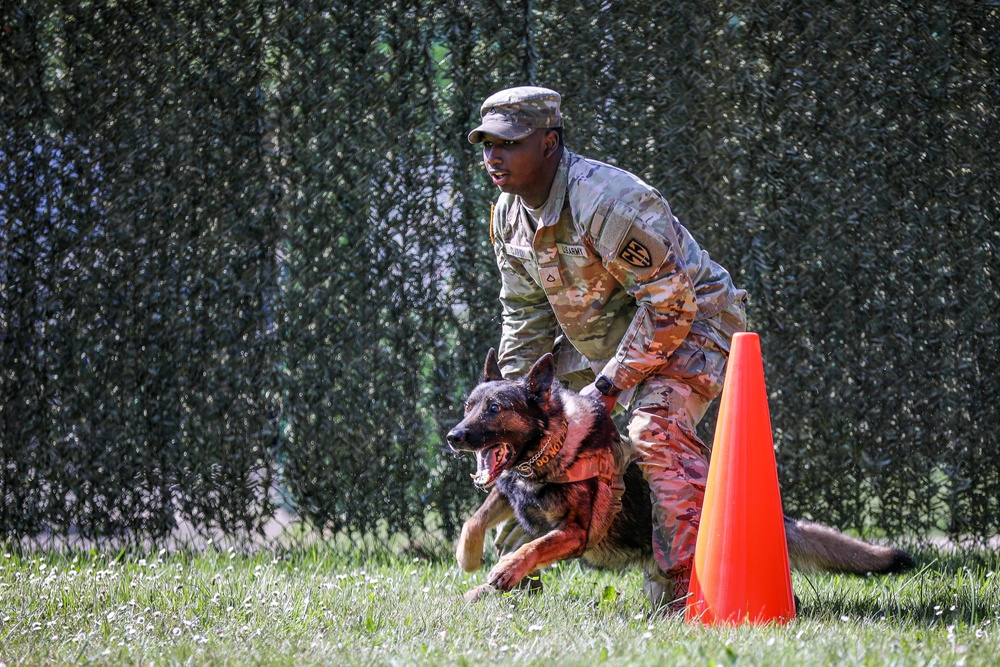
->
<box><xmin>487</xmin><ymin>553</ymin><xmax>532</xmax><ymax>591</ymax></box>
<box><xmin>463</xmin><ymin>583</ymin><xmax>494</xmax><ymax>603</ymax></box>
<box><xmin>456</xmin><ymin>522</ymin><xmax>485</xmax><ymax>572</ymax></box>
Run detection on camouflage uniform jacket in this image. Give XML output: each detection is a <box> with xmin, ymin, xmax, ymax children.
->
<box><xmin>492</xmin><ymin>150</ymin><xmax>745</xmax><ymax>390</ymax></box>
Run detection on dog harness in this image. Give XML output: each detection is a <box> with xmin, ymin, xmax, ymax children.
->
<box><xmin>549</xmin><ymin>449</ymin><xmax>626</xmax><ymax>513</ymax></box>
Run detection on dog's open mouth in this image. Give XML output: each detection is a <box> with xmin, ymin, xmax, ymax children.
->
<box><xmin>471</xmin><ymin>444</ymin><xmax>513</xmax><ymax>488</ymax></box>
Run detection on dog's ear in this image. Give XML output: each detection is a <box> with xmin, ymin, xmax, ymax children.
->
<box><xmin>482</xmin><ymin>348</ymin><xmax>504</xmax><ymax>382</ymax></box>
<box><xmin>524</xmin><ymin>353</ymin><xmax>555</xmax><ymax>399</ymax></box>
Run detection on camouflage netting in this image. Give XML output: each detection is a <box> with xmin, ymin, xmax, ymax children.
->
<box><xmin>1</xmin><ymin>0</ymin><xmax>997</xmax><ymax>549</ymax></box>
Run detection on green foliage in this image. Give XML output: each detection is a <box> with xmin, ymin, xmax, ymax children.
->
<box><xmin>1</xmin><ymin>0</ymin><xmax>998</xmax><ymax>546</ymax></box>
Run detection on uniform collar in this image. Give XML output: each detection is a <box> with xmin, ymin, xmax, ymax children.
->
<box><xmin>516</xmin><ymin>151</ymin><xmax>570</xmax><ymax>229</ymax></box>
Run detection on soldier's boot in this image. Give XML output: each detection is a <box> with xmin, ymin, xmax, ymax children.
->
<box><xmin>643</xmin><ymin>568</ymin><xmax>691</xmax><ymax>615</ymax></box>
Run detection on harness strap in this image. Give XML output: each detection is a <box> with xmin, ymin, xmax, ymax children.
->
<box><xmin>547</xmin><ymin>449</ymin><xmax>626</xmax><ymax>516</ymax></box>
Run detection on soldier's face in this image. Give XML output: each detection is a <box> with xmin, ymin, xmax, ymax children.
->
<box><xmin>481</xmin><ymin>130</ymin><xmax>559</xmax><ymax>208</ymax></box>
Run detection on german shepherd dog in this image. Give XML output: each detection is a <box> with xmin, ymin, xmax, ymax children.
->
<box><xmin>447</xmin><ymin>350</ymin><xmax>914</xmax><ymax>605</ymax></box>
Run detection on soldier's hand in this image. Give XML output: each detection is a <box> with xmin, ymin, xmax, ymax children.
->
<box><xmin>581</xmin><ymin>382</ymin><xmax>618</xmax><ymax>414</ymax></box>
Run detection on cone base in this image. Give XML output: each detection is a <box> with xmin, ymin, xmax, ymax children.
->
<box><xmin>686</xmin><ymin>567</ymin><xmax>795</xmax><ymax>625</ymax></box>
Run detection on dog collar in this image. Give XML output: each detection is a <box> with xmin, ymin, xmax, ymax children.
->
<box><xmin>515</xmin><ymin>416</ymin><xmax>567</xmax><ymax>478</ymax></box>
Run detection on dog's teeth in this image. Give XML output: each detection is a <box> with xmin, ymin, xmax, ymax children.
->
<box><xmin>471</xmin><ymin>446</ymin><xmax>508</xmax><ymax>488</ymax></box>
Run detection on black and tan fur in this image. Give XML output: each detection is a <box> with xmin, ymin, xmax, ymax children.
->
<box><xmin>448</xmin><ymin>350</ymin><xmax>914</xmax><ymax>604</ymax></box>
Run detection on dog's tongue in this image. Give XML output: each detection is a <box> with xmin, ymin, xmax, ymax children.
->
<box><xmin>473</xmin><ymin>447</ymin><xmax>503</xmax><ymax>486</ymax></box>
<box><xmin>476</xmin><ymin>448</ymin><xmax>500</xmax><ymax>476</ymax></box>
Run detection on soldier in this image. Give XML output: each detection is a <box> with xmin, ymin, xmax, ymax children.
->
<box><xmin>468</xmin><ymin>86</ymin><xmax>747</xmax><ymax>613</ymax></box>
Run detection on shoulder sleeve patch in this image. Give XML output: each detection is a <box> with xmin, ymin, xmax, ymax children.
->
<box><xmin>620</xmin><ymin>237</ymin><xmax>652</xmax><ymax>268</ymax></box>
<box><xmin>615</xmin><ymin>221</ymin><xmax>669</xmax><ymax>278</ymax></box>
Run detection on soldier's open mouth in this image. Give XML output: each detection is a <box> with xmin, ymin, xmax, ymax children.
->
<box><xmin>489</xmin><ymin>170</ymin><xmax>509</xmax><ymax>186</ymax></box>
<box><xmin>472</xmin><ymin>444</ymin><xmax>512</xmax><ymax>488</ymax></box>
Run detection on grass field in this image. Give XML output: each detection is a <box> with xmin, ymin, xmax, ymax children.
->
<box><xmin>1</xmin><ymin>543</ymin><xmax>997</xmax><ymax>665</ymax></box>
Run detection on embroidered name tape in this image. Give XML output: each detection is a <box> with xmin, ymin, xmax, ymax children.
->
<box><xmin>557</xmin><ymin>243</ymin><xmax>587</xmax><ymax>257</ymax></box>
<box><xmin>504</xmin><ymin>244</ymin><xmax>533</xmax><ymax>260</ymax></box>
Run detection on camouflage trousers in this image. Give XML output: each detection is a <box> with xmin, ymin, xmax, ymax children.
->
<box><xmin>495</xmin><ymin>302</ymin><xmax>746</xmax><ymax>602</ymax></box>
<box><xmin>631</xmin><ymin>333</ymin><xmax>726</xmax><ymax>578</ymax></box>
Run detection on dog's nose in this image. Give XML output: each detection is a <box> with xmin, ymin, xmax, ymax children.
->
<box><xmin>447</xmin><ymin>427</ymin><xmax>466</xmax><ymax>448</ymax></box>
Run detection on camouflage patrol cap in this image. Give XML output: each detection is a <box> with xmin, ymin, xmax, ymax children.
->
<box><xmin>468</xmin><ymin>86</ymin><xmax>562</xmax><ymax>144</ymax></box>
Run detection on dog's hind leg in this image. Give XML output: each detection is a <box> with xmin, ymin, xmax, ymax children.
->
<box><xmin>457</xmin><ymin>488</ymin><xmax>513</xmax><ymax>573</ymax></box>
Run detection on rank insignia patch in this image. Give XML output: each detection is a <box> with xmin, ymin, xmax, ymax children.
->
<box><xmin>620</xmin><ymin>238</ymin><xmax>652</xmax><ymax>268</ymax></box>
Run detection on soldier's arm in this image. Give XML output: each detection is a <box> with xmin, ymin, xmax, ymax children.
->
<box><xmin>586</xmin><ymin>192</ymin><xmax>697</xmax><ymax>390</ymax></box>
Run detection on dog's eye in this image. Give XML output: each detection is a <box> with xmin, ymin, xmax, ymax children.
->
<box><xmin>489</xmin><ymin>403</ymin><xmax>502</xmax><ymax>414</ymax></box>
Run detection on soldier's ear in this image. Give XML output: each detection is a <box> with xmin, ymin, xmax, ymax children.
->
<box><xmin>543</xmin><ymin>129</ymin><xmax>560</xmax><ymax>158</ymax></box>
<box><xmin>482</xmin><ymin>348</ymin><xmax>504</xmax><ymax>382</ymax></box>
<box><xmin>524</xmin><ymin>353</ymin><xmax>555</xmax><ymax>399</ymax></box>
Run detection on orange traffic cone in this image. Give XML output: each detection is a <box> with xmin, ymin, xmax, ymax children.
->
<box><xmin>685</xmin><ymin>332</ymin><xmax>796</xmax><ymax>625</ymax></box>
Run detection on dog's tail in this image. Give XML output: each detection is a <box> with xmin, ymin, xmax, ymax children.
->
<box><xmin>784</xmin><ymin>516</ymin><xmax>915</xmax><ymax>575</ymax></box>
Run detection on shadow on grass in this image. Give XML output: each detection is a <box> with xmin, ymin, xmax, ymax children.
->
<box><xmin>796</xmin><ymin>546</ymin><xmax>1000</xmax><ymax>627</ymax></box>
